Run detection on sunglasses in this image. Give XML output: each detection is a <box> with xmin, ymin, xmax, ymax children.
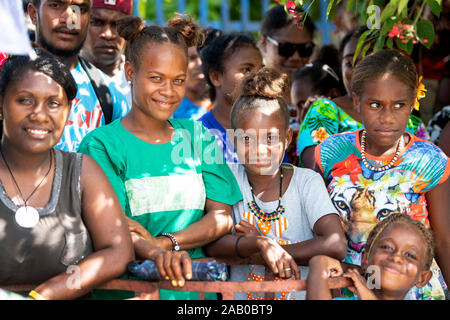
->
<box><xmin>266</xmin><ymin>36</ymin><xmax>315</xmax><ymax>58</ymax></box>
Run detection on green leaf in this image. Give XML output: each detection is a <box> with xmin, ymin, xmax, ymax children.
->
<box><xmin>396</xmin><ymin>37</ymin><xmax>407</xmax><ymax>52</ymax></box>
<box><xmin>326</xmin><ymin>0</ymin><xmax>337</xmax><ymax>20</ymax></box>
<box><xmin>426</xmin><ymin>0</ymin><xmax>442</xmax><ymax>17</ymax></box>
<box><xmin>374</xmin><ymin>35</ymin><xmax>386</xmax><ymax>51</ymax></box>
<box><xmin>380</xmin><ymin>18</ymin><xmax>395</xmax><ymax>36</ymax></box>
<box><xmin>380</xmin><ymin>1</ymin><xmax>397</xmax><ymax>23</ymax></box>
<box><xmin>346</xmin><ymin>0</ymin><xmax>357</xmax><ymax>11</ymax></box>
<box><xmin>308</xmin><ymin>0</ymin><xmax>321</xmax><ymax>20</ymax></box>
<box><xmin>386</xmin><ymin>36</ymin><xmax>394</xmax><ymax>49</ymax></box>
<box><xmin>416</xmin><ymin>19</ymin><xmax>435</xmax><ymax>48</ymax></box>
<box><xmin>353</xmin><ymin>29</ymin><xmax>370</xmax><ymax>65</ymax></box>
<box><xmin>398</xmin><ymin>0</ymin><xmax>409</xmax><ymax>14</ymax></box>
<box><xmin>406</xmin><ymin>38</ymin><xmax>414</xmax><ymax>54</ymax></box>
<box><xmin>361</xmin><ymin>42</ymin><xmax>372</xmax><ymax>58</ymax></box>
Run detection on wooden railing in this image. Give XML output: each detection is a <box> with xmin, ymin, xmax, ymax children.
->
<box><xmin>1</xmin><ymin>259</ymin><xmax>352</xmax><ymax>300</ymax></box>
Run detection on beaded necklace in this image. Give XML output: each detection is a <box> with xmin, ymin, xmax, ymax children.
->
<box><xmin>247</xmin><ymin>167</ymin><xmax>285</xmax><ymax>222</ymax></box>
<box><xmin>360</xmin><ymin>130</ymin><xmax>404</xmax><ymax>172</ymax></box>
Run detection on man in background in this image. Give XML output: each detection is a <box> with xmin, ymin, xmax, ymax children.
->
<box><xmin>80</xmin><ymin>0</ymin><xmax>132</xmax><ymax>104</ymax></box>
<box><xmin>28</xmin><ymin>0</ymin><xmax>129</xmax><ymax>152</ymax></box>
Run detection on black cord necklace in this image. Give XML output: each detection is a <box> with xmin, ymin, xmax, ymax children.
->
<box><xmin>0</xmin><ymin>148</ymin><xmax>53</xmax><ymax>228</ymax></box>
<box><xmin>247</xmin><ymin>167</ymin><xmax>285</xmax><ymax>222</ymax></box>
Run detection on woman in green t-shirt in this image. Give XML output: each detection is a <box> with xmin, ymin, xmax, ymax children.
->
<box><xmin>79</xmin><ymin>15</ymin><xmax>243</xmax><ymax>300</ymax></box>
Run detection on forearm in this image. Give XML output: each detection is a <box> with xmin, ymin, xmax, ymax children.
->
<box><xmin>205</xmin><ymin>234</ymin><xmax>262</xmax><ymax>261</ymax></box>
<box><xmin>306</xmin><ymin>256</ymin><xmax>338</xmax><ymax>300</ymax></box>
<box><xmin>32</xmin><ymin>246</ymin><xmax>132</xmax><ymax>300</ymax></box>
<box><xmin>282</xmin><ymin>235</ymin><xmax>347</xmax><ymax>266</ymax></box>
<box><xmin>306</xmin><ymin>268</ymin><xmax>333</xmax><ymax>300</ymax></box>
<box><xmin>131</xmin><ymin>232</ymin><xmax>166</xmax><ymax>260</ymax></box>
<box><xmin>157</xmin><ymin>208</ymin><xmax>233</xmax><ymax>251</ymax></box>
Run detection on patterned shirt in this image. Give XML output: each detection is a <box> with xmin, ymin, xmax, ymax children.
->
<box><xmin>55</xmin><ymin>61</ymin><xmax>130</xmax><ymax>152</ymax></box>
<box><xmin>316</xmin><ymin>130</ymin><xmax>450</xmax><ymax>300</ymax></box>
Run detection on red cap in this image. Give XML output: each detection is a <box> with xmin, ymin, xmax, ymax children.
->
<box><xmin>92</xmin><ymin>0</ymin><xmax>133</xmax><ymax>15</ymax></box>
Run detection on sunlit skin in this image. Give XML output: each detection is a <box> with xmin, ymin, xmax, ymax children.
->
<box><xmin>123</xmin><ymin>42</ymin><xmax>187</xmax><ymax>144</ymax></box>
<box><xmin>365</xmin><ymin>223</ymin><xmax>432</xmax><ymax>300</ymax></box>
<box><xmin>210</xmin><ymin>46</ymin><xmax>263</xmax><ymax>130</ymax></box>
<box><xmin>28</xmin><ymin>0</ymin><xmax>92</xmax><ymax>69</ymax></box>
<box><xmin>260</xmin><ymin>23</ymin><xmax>312</xmax><ymax>77</ymax></box>
<box><xmin>0</xmin><ymin>68</ymin><xmax>133</xmax><ymax>299</ymax></box>
<box><xmin>353</xmin><ymin>73</ymin><xmax>414</xmax><ymax>157</ymax></box>
<box><xmin>80</xmin><ymin>7</ymin><xmax>127</xmax><ymax>76</ymax></box>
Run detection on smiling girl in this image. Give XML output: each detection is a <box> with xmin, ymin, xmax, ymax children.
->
<box><xmin>78</xmin><ymin>16</ymin><xmax>242</xmax><ymax>300</ymax></box>
<box><xmin>307</xmin><ymin>214</ymin><xmax>435</xmax><ymax>300</ymax></box>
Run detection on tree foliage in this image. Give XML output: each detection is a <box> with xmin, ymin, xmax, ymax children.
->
<box><xmin>276</xmin><ymin>0</ymin><xmax>442</xmax><ymax>61</ymax></box>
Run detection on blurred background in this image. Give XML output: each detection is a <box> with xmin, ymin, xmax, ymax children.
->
<box><xmin>132</xmin><ymin>0</ymin><xmax>336</xmax><ymax>45</ymax></box>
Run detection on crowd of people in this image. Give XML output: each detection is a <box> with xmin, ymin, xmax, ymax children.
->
<box><xmin>0</xmin><ymin>0</ymin><xmax>448</xmax><ymax>301</ymax></box>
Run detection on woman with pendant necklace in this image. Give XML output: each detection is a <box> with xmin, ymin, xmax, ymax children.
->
<box><xmin>0</xmin><ymin>50</ymin><xmax>133</xmax><ymax>299</ymax></box>
<box><xmin>315</xmin><ymin>49</ymin><xmax>450</xmax><ymax>300</ymax></box>
<box><xmin>205</xmin><ymin>67</ymin><xmax>347</xmax><ymax>300</ymax></box>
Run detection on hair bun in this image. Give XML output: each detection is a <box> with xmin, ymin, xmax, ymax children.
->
<box><xmin>167</xmin><ymin>13</ymin><xmax>205</xmax><ymax>48</ymax></box>
<box><xmin>239</xmin><ymin>67</ymin><xmax>290</xmax><ymax>100</ymax></box>
<box><xmin>117</xmin><ymin>16</ymin><xmax>145</xmax><ymax>41</ymax></box>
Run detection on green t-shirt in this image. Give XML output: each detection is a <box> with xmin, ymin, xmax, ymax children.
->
<box><xmin>79</xmin><ymin>118</ymin><xmax>242</xmax><ymax>299</ymax></box>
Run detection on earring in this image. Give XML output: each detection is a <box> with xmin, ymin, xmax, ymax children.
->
<box><xmin>0</xmin><ymin>113</ymin><xmax>3</xmax><ymax>120</ymax></box>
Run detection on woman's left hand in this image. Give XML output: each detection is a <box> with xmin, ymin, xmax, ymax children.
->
<box><xmin>154</xmin><ymin>249</ymin><xmax>193</xmax><ymax>287</ymax></box>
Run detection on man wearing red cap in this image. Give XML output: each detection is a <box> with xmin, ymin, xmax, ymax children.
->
<box><xmin>80</xmin><ymin>0</ymin><xmax>132</xmax><ymax>104</ymax></box>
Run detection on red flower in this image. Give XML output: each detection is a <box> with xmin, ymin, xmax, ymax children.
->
<box><xmin>0</xmin><ymin>52</ymin><xmax>8</xmax><ymax>68</ymax></box>
<box><xmin>388</xmin><ymin>25</ymin><xmax>400</xmax><ymax>38</ymax></box>
<box><xmin>286</xmin><ymin>1</ymin><xmax>296</xmax><ymax>10</ymax></box>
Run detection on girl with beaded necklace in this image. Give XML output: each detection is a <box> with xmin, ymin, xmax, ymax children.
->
<box><xmin>205</xmin><ymin>67</ymin><xmax>347</xmax><ymax>300</ymax></box>
<box><xmin>315</xmin><ymin>49</ymin><xmax>450</xmax><ymax>300</ymax></box>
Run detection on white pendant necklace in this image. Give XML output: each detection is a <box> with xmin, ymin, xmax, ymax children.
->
<box><xmin>0</xmin><ymin>148</ymin><xmax>53</xmax><ymax>228</ymax></box>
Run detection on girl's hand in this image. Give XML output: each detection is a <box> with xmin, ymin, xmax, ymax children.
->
<box><xmin>235</xmin><ymin>220</ymin><xmax>259</xmax><ymax>236</ymax></box>
<box><xmin>343</xmin><ymin>268</ymin><xmax>378</xmax><ymax>300</ymax></box>
<box><xmin>153</xmin><ymin>249</ymin><xmax>193</xmax><ymax>287</ymax></box>
<box><xmin>256</xmin><ymin>237</ymin><xmax>300</xmax><ymax>280</ymax></box>
<box><xmin>308</xmin><ymin>255</ymin><xmax>344</xmax><ymax>279</ymax></box>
